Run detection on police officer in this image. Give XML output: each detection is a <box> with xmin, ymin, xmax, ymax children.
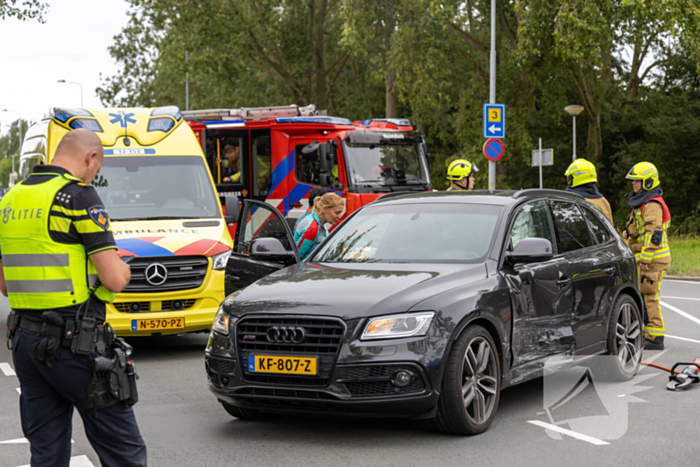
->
<box><xmin>622</xmin><ymin>162</ymin><xmax>671</xmax><ymax>350</ymax></box>
<box><xmin>0</xmin><ymin>129</ymin><xmax>147</xmax><ymax>466</ymax></box>
<box><xmin>446</xmin><ymin>159</ymin><xmax>478</xmax><ymax>191</ymax></box>
<box><xmin>564</xmin><ymin>158</ymin><xmax>614</xmax><ymax>224</ymax></box>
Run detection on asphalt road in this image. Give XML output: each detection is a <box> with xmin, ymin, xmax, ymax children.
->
<box><xmin>1</xmin><ymin>280</ymin><xmax>699</xmax><ymax>467</ymax></box>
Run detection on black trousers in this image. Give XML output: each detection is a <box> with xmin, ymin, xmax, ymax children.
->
<box><xmin>12</xmin><ymin>328</ymin><xmax>147</xmax><ymax>467</ymax></box>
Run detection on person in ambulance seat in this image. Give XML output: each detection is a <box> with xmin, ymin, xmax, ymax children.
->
<box><xmin>222</xmin><ymin>144</ymin><xmax>241</xmax><ymax>183</ymax></box>
<box><xmin>622</xmin><ymin>161</ymin><xmax>671</xmax><ymax>350</ymax></box>
<box><xmin>294</xmin><ymin>193</ymin><xmax>344</xmax><ymax>260</ymax></box>
<box><xmin>564</xmin><ymin>158</ymin><xmax>614</xmax><ymax>224</ymax></box>
<box><xmin>294</xmin><ymin>186</ymin><xmax>328</xmax><ymax>230</ymax></box>
<box><xmin>446</xmin><ymin>159</ymin><xmax>478</xmax><ymax>191</ymax></box>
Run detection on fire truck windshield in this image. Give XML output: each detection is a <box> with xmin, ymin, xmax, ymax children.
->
<box><xmin>91</xmin><ymin>156</ymin><xmax>221</xmax><ymax>221</ymax></box>
<box><xmin>342</xmin><ymin>141</ymin><xmax>430</xmax><ymax>192</ymax></box>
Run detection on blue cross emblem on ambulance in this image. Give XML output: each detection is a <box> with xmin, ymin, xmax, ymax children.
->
<box><xmin>108</xmin><ymin>111</ymin><xmax>137</xmax><ymax>128</ymax></box>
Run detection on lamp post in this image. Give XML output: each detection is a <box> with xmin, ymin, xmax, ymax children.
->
<box><xmin>57</xmin><ymin>79</ymin><xmax>84</xmax><ymax>107</ymax></box>
<box><xmin>565</xmin><ymin>105</ymin><xmax>584</xmax><ymax>161</ymax></box>
<box><xmin>1</xmin><ymin>109</ymin><xmax>22</xmax><ymax>157</ymax></box>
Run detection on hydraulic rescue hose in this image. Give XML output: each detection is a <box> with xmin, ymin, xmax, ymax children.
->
<box><xmin>641</xmin><ymin>361</ymin><xmax>679</xmax><ymax>374</ymax></box>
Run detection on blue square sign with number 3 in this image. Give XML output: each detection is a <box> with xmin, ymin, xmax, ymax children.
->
<box><xmin>483</xmin><ymin>104</ymin><xmax>505</xmax><ymax>138</ymax></box>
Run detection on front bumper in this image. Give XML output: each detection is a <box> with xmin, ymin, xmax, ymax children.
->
<box><xmin>205</xmin><ymin>314</ymin><xmax>447</xmax><ymax>419</ymax></box>
<box><xmin>107</xmin><ymin>269</ymin><xmax>225</xmax><ymax>336</ymax></box>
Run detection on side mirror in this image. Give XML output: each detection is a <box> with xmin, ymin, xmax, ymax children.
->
<box><xmin>506</xmin><ymin>238</ymin><xmax>553</xmax><ymax>264</ymax></box>
<box><xmin>319</xmin><ymin>143</ymin><xmax>331</xmax><ymax>173</ymax></box>
<box><xmin>319</xmin><ymin>173</ymin><xmax>333</xmax><ymax>187</ymax></box>
<box><xmin>250</xmin><ymin>237</ymin><xmax>294</xmax><ymax>261</ymax></box>
<box><xmin>224</xmin><ymin>196</ymin><xmax>240</xmax><ymax>225</ymax></box>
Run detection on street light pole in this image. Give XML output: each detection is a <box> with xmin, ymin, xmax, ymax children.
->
<box><xmin>488</xmin><ymin>0</ymin><xmax>497</xmax><ymax>190</ymax></box>
<box><xmin>57</xmin><ymin>79</ymin><xmax>84</xmax><ymax>107</ymax></box>
<box><xmin>565</xmin><ymin>105</ymin><xmax>584</xmax><ymax>161</ymax></box>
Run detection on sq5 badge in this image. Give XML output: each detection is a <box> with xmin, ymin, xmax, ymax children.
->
<box><xmin>88</xmin><ymin>205</ymin><xmax>110</xmax><ymax>230</ymax></box>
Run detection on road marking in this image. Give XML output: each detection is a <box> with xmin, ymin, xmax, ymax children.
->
<box><xmin>527</xmin><ymin>420</ymin><xmax>610</xmax><ymax>445</ymax></box>
<box><xmin>661</xmin><ymin>301</ymin><xmax>700</xmax><ymax>327</ymax></box>
<box><xmin>15</xmin><ymin>388</ymin><xmax>21</xmax><ymax>395</ymax></box>
<box><xmin>17</xmin><ymin>455</ymin><xmax>94</xmax><ymax>467</ymax></box>
<box><xmin>664</xmin><ymin>279</ymin><xmax>700</xmax><ymax>285</ymax></box>
<box><xmin>662</xmin><ymin>296</ymin><xmax>700</xmax><ymax>301</ymax></box>
<box><xmin>0</xmin><ymin>438</ymin><xmax>28</xmax><ymax>444</ymax></box>
<box><xmin>666</xmin><ymin>334</ymin><xmax>700</xmax><ymax>345</ymax></box>
<box><xmin>0</xmin><ymin>363</ymin><xmax>16</xmax><ymax>376</ymax></box>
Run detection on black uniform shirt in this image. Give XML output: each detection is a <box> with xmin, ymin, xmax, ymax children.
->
<box><xmin>1</xmin><ymin>165</ymin><xmax>117</xmax><ymax>321</ymax></box>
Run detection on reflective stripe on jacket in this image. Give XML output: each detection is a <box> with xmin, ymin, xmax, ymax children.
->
<box><xmin>0</xmin><ymin>173</ymin><xmax>115</xmax><ymax>309</ymax></box>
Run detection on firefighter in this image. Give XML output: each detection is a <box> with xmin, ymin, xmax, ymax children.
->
<box><xmin>446</xmin><ymin>159</ymin><xmax>478</xmax><ymax>191</ymax></box>
<box><xmin>564</xmin><ymin>158</ymin><xmax>614</xmax><ymax>224</ymax></box>
<box><xmin>622</xmin><ymin>162</ymin><xmax>671</xmax><ymax>350</ymax></box>
<box><xmin>0</xmin><ymin>129</ymin><xmax>147</xmax><ymax>466</ymax></box>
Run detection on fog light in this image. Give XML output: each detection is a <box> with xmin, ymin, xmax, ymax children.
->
<box><xmin>172</xmin><ymin>300</ymin><xmax>184</xmax><ymax>310</ymax></box>
<box><xmin>221</xmin><ymin>376</ymin><xmax>230</xmax><ymax>386</ymax></box>
<box><xmin>130</xmin><ymin>302</ymin><xmax>141</xmax><ymax>312</ymax></box>
<box><xmin>391</xmin><ymin>370</ymin><xmax>413</xmax><ymax>387</ymax></box>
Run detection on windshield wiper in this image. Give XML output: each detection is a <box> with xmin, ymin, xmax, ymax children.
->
<box><xmin>113</xmin><ymin>216</ymin><xmax>202</xmax><ymax>221</ymax></box>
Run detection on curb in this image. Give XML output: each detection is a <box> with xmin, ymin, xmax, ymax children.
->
<box><xmin>665</xmin><ymin>275</ymin><xmax>700</xmax><ymax>282</ymax></box>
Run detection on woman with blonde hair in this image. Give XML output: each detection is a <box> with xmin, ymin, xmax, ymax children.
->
<box><xmin>294</xmin><ymin>193</ymin><xmax>344</xmax><ymax>260</ymax></box>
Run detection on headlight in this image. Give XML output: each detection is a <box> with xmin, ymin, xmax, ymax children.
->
<box><xmin>361</xmin><ymin>312</ymin><xmax>435</xmax><ymax>340</ymax></box>
<box><xmin>212</xmin><ymin>249</ymin><xmax>232</xmax><ymax>270</ymax></box>
<box><xmin>212</xmin><ymin>306</ymin><xmax>230</xmax><ymax>335</ymax></box>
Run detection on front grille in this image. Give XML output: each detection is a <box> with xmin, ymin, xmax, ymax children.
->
<box><xmin>236</xmin><ymin>316</ymin><xmax>345</xmax><ymax>387</ymax></box>
<box><xmin>124</xmin><ymin>256</ymin><xmax>208</xmax><ymax>293</ymax></box>
<box><xmin>341</xmin><ymin>365</ymin><xmax>426</xmax><ymax>397</ymax></box>
<box><xmin>114</xmin><ymin>302</ymin><xmax>150</xmax><ymax>313</ymax></box>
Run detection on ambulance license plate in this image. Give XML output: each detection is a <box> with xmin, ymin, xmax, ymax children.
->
<box><xmin>248</xmin><ymin>355</ymin><xmax>318</xmax><ymax>375</ymax></box>
<box><xmin>131</xmin><ymin>317</ymin><xmax>185</xmax><ymax>331</ymax></box>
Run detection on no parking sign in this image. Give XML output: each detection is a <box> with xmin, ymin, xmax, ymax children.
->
<box><xmin>483</xmin><ymin>139</ymin><xmax>504</xmax><ymax>162</ymax></box>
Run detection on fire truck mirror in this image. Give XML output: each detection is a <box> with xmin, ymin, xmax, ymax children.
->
<box><xmin>319</xmin><ymin>173</ymin><xmax>333</xmax><ymax>187</ymax></box>
<box><xmin>224</xmin><ymin>196</ymin><xmax>240</xmax><ymax>225</ymax></box>
<box><xmin>319</xmin><ymin>143</ymin><xmax>331</xmax><ymax>173</ymax></box>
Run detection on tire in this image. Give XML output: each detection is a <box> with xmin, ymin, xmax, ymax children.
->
<box><xmin>221</xmin><ymin>402</ymin><xmax>267</xmax><ymax>420</ymax></box>
<box><xmin>594</xmin><ymin>294</ymin><xmax>643</xmax><ymax>382</ymax></box>
<box><xmin>434</xmin><ymin>325</ymin><xmax>501</xmax><ymax>435</ymax></box>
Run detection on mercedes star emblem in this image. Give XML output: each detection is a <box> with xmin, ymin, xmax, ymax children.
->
<box><xmin>145</xmin><ymin>262</ymin><xmax>168</xmax><ymax>286</ymax></box>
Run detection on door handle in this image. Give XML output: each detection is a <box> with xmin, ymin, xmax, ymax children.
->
<box><xmin>604</xmin><ymin>266</ymin><xmax>616</xmax><ymax>275</ymax></box>
<box><xmin>291</xmin><ymin>202</ymin><xmax>302</xmax><ymax>208</ymax></box>
<box><xmin>556</xmin><ymin>278</ymin><xmax>571</xmax><ymax>287</ymax></box>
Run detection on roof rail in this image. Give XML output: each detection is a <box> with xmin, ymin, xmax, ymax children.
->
<box><xmin>182</xmin><ymin>104</ymin><xmax>322</xmax><ymax>122</ymax></box>
<box><xmin>512</xmin><ymin>188</ymin><xmax>584</xmax><ymax>199</ymax></box>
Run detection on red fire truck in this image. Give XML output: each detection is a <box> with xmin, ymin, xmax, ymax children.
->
<box><xmin>182</xmin><ymin>105</ymin><xmax>432</xmax><ymax>222</ymax></box>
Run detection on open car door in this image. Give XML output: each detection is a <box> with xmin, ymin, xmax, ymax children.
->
<box><xmin>225</xmin><ymin>199</ymin><xmax>300</xmax><ymax>294</ymax></box>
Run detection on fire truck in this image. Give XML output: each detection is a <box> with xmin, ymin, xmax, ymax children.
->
<box><xmin>182</xmin><ymin>105</ymin><xmax>432</xmax><ymax>222</ymax></box>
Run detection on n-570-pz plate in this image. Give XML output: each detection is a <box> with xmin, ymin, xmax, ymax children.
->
<box><xmin>131</xmin><ymin>317</ymin><xmax>185</xmax><ymax>331</ymax></box>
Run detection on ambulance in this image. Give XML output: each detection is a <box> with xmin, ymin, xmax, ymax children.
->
<box><xmin>18</xmin><ymin>106</ymin><xmax>237</xmax><ymax>336</ymax></box>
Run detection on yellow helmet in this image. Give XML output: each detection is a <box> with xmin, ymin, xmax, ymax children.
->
<box><xmin>564</xmin><ymin>158</ymin><xmax>597</xmax><ymax>188</ymax></box>
<box><xmin>447</xmin><ymin>159</ymin><xmax>479</xmax><ymax>181</ymax></box>
<box><xmin>626</xmin><ymin>162</ymin><xmax>659</xmax><ymax>191</ymax></box>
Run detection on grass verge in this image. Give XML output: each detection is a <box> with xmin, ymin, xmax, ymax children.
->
<box><xmin>668</xmin><ymin>235</ymin><xmax>700</xmax><ymax>277</ymax></box>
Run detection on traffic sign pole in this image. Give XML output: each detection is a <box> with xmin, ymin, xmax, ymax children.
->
<box><xmin>489</xmin><ymin>0</ymin><xmax>496</xmax><ymax>191</ymax></box>
<box><xmin>539</xmin><ymin>138</ymin><xmax>543</xmax><ymax>189</ymax></box>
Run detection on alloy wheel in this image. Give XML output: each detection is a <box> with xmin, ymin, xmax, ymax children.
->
<box><xmin>615</xmin><ymin>302</ymin><xmax>642</xmax><ymax>371</ymax></box>
<box><xmin>461</xmin><ymin>336</ymin><xmax>498</xmax><ymax>424</ymax></box>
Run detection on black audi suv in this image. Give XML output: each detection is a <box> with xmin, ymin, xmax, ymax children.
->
<box><xmin>205</xmin><ymin>189</ymin><xmax>644</xmax><ymax>435</ymax></box>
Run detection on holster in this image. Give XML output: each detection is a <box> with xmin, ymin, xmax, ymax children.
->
<box><xmin>6</xmin><ymin>311</ymin><xmax>19</xmax><ymax>350</ymax></box>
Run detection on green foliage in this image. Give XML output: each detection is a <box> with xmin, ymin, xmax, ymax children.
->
<box><xmin>99</xmin><ymin>0</ymin><xmax>700</xmax><ymax>231</ymax></box>
<box><xmin>0</xmin><ymin>0</ymin><xmax>47</xmax><ymax>21</ymax></box>
<box><xmin>0</xmin><ymin>119</ymin><xmax>26</xmax><ymax>187</ymax></box>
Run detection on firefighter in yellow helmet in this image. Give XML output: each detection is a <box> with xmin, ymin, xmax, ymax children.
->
<box><xmin>622</xmin><ymin>162</ymin><xmax>671</xmax><ymax>350</ymax></box>
<box><xmin>446</xmin><ymin>159</ymin><xmax>478</xmax><ymax>191</ymax></box>
<box><xmin>564</xmin><ymin>159</ymin><xmax>614</xmax><ymax>224</ymax></box>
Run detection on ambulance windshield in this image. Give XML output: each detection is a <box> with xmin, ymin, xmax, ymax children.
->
<box><xmin>91</xmin><ymin>156</ymin><xmax>220</xmax><ymax>221</ymax></box>
<box><xmin>342</xmin><ymin>141</ymin><xmax>430</xmax><ymax>192</ymax></box>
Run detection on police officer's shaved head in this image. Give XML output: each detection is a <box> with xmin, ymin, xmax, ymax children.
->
<box><xmin>52</xmin><ymin>129</ymin><xmax>105</xmax><ymax>184</ymax></box>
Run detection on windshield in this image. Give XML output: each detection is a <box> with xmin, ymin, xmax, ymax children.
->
<box><xmin>91</xmin><ymin>156</ymin><xmax>220</xmax><ymax>221</ymax></box>
<box><xmin>313</xmin><ymin>203</ymin><xmax>502</xmax><ymax>263</ymax></box>
<box><xmin>343</xmin><ymin>140</ymin><xmax>430</xmax><ymax>190</ymax></box>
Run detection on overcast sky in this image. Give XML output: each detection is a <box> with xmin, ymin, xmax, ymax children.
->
<box><xmin>0</xmin><ymin>0</ymin><xmax>130</xmax><ymax>134</ymax></box>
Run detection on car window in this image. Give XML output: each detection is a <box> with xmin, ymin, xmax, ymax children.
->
<box><xmin>581</xmin><ymin>204</ymin><xmax>612</xmax><ymax>244</ymax></box>
<box><xmin>295</xmin><ymin>144</ymin><xmax>338</xmax><ymax>186</ymax></box>
<box><xmin>549</xmin><ymin>201</ymin><xmax>594</xmax><ymax>253</ymax></box>
<box><xmin>237</xmin><ymin>202</ymin><xmax>291</xmax><ymax>255</ymax></box>
<box><xmin>509</xmin><ymin>200</ymin><xmax>556</xmax><ymax>250</ymax></box>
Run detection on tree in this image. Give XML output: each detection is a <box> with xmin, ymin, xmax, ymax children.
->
<box><xmin>0</xmin><ymin>0</ymin><xmax>47</xmax><ymax>21</ymax></box>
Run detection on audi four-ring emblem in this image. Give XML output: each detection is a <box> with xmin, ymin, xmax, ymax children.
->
<box><xmin>267</xmin><ymin>326</ymin><xmax>307</xmax><ymax>344</ymax></box>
